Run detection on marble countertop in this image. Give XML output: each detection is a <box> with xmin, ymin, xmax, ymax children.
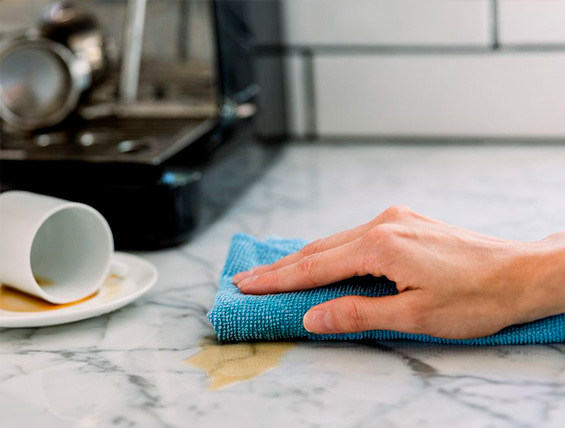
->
<box><xmin>2</xmin><ymin>143</ymin><xmax>565</xmax><ymax>428</ymax></box>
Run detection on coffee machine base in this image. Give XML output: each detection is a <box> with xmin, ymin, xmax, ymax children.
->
<box><xmin>0</xmin><ymin>121</ymin><xmax>281</xmax><ymax>250</ymax></box>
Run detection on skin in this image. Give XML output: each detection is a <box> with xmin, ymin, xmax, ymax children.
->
<box><xmin>232</xmin><ymin>206</ymin><xmax>565</xmax><ymax>339</ymax></box>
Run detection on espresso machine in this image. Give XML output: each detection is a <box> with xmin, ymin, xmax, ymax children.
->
<box><xmin>0</xmin><ymin>0</ymin><xmax>279</xmax><ymax>249</ymax></box>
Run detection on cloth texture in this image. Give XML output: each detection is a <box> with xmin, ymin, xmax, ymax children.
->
<box><xmin>208</xmin><ymin>233</ymin><xmax>565</xmax><ymax>344</ymax></box>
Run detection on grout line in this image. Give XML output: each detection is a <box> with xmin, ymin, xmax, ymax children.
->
<box><xmin>491</xmin><ymin>0</ymin><xmax>500</xmax><ymax>50</ymax></box>
<box><xmin>253</xmin><ymin>44</ymin><xmax>565</xmax><ymax>56</ymax></box>
<box><xmin>285</xmin><ymin>136</ymin><xmax>565</xmax><ymax>145</ymax></box>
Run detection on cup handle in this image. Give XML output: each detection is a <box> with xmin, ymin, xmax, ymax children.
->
<box><xmin>110</xmin><ymin>260</ymin><xmax>129</xmax><ymax>278</ymax></box>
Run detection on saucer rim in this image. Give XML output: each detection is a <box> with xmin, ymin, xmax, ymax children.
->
<box><xmin>0</xmin><ymin>252</ymin><xmax>158</xmax><ymax>328</ymax></box>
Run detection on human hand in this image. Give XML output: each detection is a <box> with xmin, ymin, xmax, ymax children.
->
<box><xmin>233</xmin><ymin>206</ymin><xmax>565</xmax><ymax>339</ymax></box>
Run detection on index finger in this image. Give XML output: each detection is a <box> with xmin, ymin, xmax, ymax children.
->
<box><xmin>233</xmin><ymin>221</ymin><xmax>374</xmax><ymax>283</ymax></box>
<box><xmin>233</xmin><ymin>206</ymin><xmax>415</xmax><ymax>283</ymax></box>
<box><xmin>236</xmin><ymin>237</ymin><xmax>385</xmax><ymax>295</ymax></box>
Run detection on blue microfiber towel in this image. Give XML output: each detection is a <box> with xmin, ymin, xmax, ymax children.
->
<box><xmin>208</xmin><ymin>233</ymin><xmax>565</xmax><ymax>344</ymax></box>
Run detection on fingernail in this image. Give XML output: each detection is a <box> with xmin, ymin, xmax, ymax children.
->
<box><xmin>237</xmin><ymin>275</ymin><xmax>258</xmax><ymax>290</ymax></box>
<box><xmin>233</xmin><ymin>269</ymin><xmax>253</xmax><ymax>283</ymax></box>
<box><xmin>303</xmin><ymin>309</ymin><xmax>334</xmax><ymax>333</ymax></box>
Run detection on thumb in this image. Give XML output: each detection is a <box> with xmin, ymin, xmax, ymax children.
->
<box><xmin>303</xmin><ymin>295</ymin><xmax>409</xmax><ymax>334</ymax></box>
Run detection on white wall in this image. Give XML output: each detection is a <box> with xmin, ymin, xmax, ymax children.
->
<box><xmin>283</xmin><ymin>0</ymin><xmax>492</xmax><ymax>46</ymax></box>
<box><xmin>315</xmin><ymin>53</ymin><xmax>565</xmax><ymax>138</ymax></box>
<box><xmin>499</xmin><ymin>0</ymin><xmax>565</xmax><ymax>45</ymax></box>
<box><xmin>280</xmin><ymin>0</ymin><xmax>565</xmax><ymax>139</ymax></box>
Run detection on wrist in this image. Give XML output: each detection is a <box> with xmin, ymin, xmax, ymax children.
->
<box><xmin>517</xmin><ymin>233</ymin><xmax>565</xmax><ymax>322</ymax></box>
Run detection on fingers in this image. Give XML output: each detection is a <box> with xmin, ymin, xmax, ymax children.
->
<box><xmin>233</xmin><ymin>222</ymin><xmax>374</xmax><ymax>283</ymax></box>
<box><xmin>303</xmin><ymin>294</ymin><xmax>412</xmax><ymax>334</ymax></box>
<box><xmin>233</xmin><ymin>206</ymin><xmax>417</xmax><ymax>284</ymax></box>
<box><xmin>236</xmin><ymin>237</ymin><xmax>383</xmax><ymax>294</ymax></box>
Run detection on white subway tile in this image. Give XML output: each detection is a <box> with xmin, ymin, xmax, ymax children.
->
<box><xmin>314</xmin><ymin>53</ymin><xmax>565</xmax><ymax>138</ymax></box>
<box><xmin>282</xmin><ymin>0</ymin><xmax>492</xmax><ymax>46</ymax></box>
<box><xmin>499</xmin><ymin>0</ymin><xmax>565</xmax><ymax>45</ymax></box>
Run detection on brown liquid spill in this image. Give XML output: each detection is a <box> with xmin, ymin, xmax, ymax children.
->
<box><xmin>0</xmin><ymin>274</ymin><xmax>123</xmax><ymax>313</ymax></box>
<box><xmin>183</xmin><ymin>342</ymin><xmax>295</xmax><ymax>391</ymax></box>
<box><xmin>0</xmin><ymin>286</ymin><xmax>98</xmax><ymax>312</ymax></box>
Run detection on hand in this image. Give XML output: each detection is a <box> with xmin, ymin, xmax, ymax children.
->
<box><xmin>233</xmin><ymin>206</ymin><xmax>565</xmax><ymax>339</ymax></box>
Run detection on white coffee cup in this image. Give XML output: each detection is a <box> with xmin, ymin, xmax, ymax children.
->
<box><xmin>0</xmin><ymin>191</ymin><xmax>126</xmax><ymax>304</ymax></box>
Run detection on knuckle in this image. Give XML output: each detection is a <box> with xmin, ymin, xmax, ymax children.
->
<box><xmin>361</xmin><ymin>224</ymin><xmax>412</xmax><ymax>276</ymax></box>
<box><xmin>382</xmin><ymin>205</ymin><xmax>412</xmax><ymax>221</ymax></box>
<box><xmin>299</xmin><ymin>254</ymin><xmax>322</xmax><ymax>285</ymax></box>
<box><xmin>365</xmin><ymin>224</ymin><xmax>400</xmax><ymax>244</ymax></box>
<box><xmin>340</xmin><ymin>299</ymin><xmax>369</xmax><ymax>332</ymax></box>
<box><xmin>301</xmin><ymin>239</ymin><xmax>323</xmax><ymax>256</ymax></box>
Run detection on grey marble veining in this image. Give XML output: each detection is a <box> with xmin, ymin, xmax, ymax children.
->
<box><xmin>1</xmin><ymin>143</ymin><xmax>565</xmax><ymax>428</ymax></box>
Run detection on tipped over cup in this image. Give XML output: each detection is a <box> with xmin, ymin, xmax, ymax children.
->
<box><xmin>0</xmin><ymin>191</ymin><xmax>127</xmax><ymax>304</ymax></box>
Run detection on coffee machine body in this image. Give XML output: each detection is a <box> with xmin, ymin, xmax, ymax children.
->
<box><xmin>0</xmin><ymin>0</ymin><xmax>278</xmax><ymax>249</ymax></box>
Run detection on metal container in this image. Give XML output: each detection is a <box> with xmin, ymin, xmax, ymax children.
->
<box><xmin>0</xmin><ymin>33</ymin><xmax>91</xmax><ymax>130</ymax></box>
<box><xmin>39</xmin><ymin>1</ymin><xmax>109</xmax><ymax>84</ymax></box>
<box><xmin>0</xmin><ymin>2</ymin><xmax>108</xmax><ymax>131</ymax></box>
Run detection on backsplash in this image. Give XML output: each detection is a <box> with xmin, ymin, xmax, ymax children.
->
<box><xmin>2</xmin><ymin>0</ymin><xmax>564</xmax><ymax>140</ymax></box>
<box><xmin>261</xmin><ymin>0</ymin><xmax>565</xmax><ymax>140</ymax></box>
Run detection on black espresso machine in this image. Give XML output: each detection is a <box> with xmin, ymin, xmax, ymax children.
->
<box><xmin>0</xmin><ymin>0</ymin><xmax>279</xmax><ymax>249</ymax></box>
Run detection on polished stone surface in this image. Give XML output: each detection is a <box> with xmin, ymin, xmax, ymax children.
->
<box><xmin>1</xmin><ymin>143</ymin><xmax>564</xmax><ymax>428</ymax></box>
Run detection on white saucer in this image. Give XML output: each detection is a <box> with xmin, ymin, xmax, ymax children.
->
<box><xmin>0</xmin><ymin>252</ymin><xmax>158</xmax><ymax>328</ymax></box>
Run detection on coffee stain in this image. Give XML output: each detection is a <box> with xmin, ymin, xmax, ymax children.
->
<box><xmin>0</xmin><ymin>286</ymin><xmax>98</xmax><ymax>312</ymax></box>
<box><xmin>100</xmin><ymin>274</ymin><xmax>122</xmax><ymax>302</ymax></box>
<box><xmin>183</xmin><ymin>341</ymin><xmax>295</xmax><ymax>391</ymax></box>
<box><xmin>0</xmin><ymin>275</ymin><xmax>123</xmax><ymax>313</ymax></box>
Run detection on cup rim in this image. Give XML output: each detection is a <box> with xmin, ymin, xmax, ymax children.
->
<box><xmin>28</xmin><ymin>202</ymin><xmax>114</xmax><ymax>304</ymax></box>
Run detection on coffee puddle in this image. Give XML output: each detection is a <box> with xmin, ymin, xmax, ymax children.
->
<box><xmin>0</xmin><ymin>286</ymin><xmax>98</xmax><ymax>312</ymax></box>
<box><xmin>183</xmin><ymin>341</ymin><xmax>295</xmax><ymax>391</ymax></box>
<box><xmin>0</xmin><ymin>275</ymin><xmax>123</xmax><ymax>312</ymax></box>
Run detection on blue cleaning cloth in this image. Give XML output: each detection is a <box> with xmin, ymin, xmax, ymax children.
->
<box><xmin>208</xmin><ymin>233</ymin><xmax>565</xmax><ymax>344</ymax></box>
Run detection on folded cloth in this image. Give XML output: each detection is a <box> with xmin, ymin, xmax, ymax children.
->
<box><xmin>208</xmin><ymin>233</ymin><xmax>565</xmax><ymax>344</ymax></box>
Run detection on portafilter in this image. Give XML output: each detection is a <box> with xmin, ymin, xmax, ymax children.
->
<box><xmin>0</xmin><ymin>2</ymin><xmax>108</xmax><ymax>131</ymax></box>
<box><xmin>0</xmin><ymin>32</ymin><xmax>91</xmax><ymax>130</ymax></box>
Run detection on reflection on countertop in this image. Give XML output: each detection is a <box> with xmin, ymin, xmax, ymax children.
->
<box><xmin>1</xmin><ymin>143</ymin><xmax>564</xmax><ymax>428</ymax></box>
